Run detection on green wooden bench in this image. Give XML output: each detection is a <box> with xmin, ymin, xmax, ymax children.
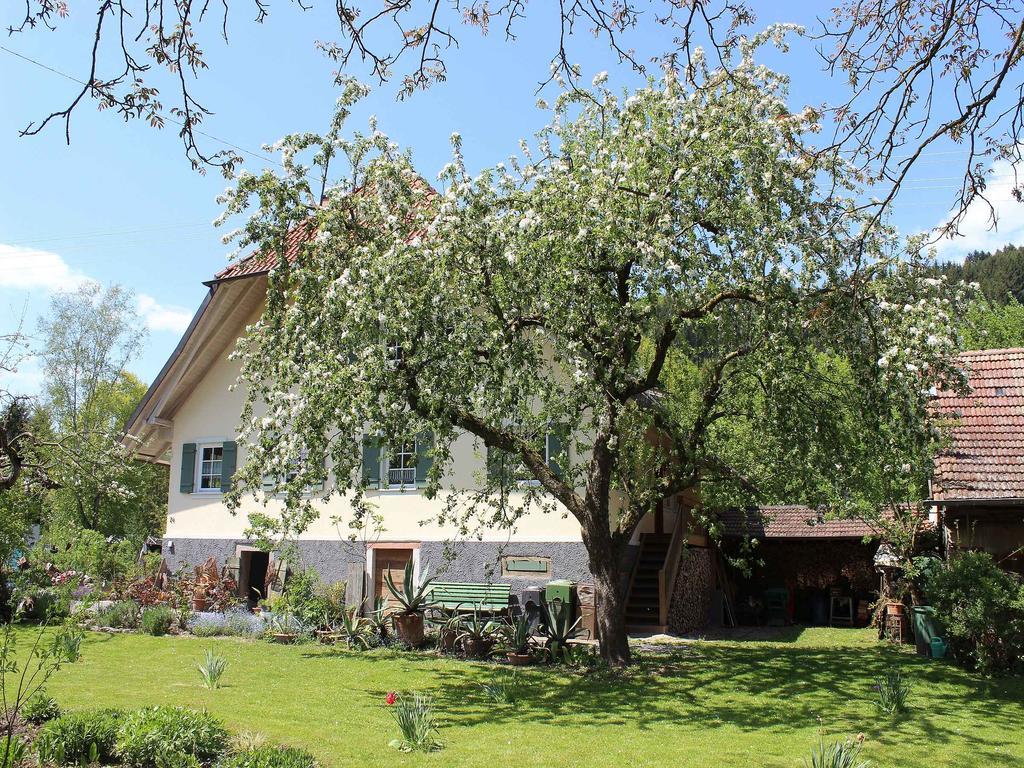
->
<box><xmin>428</xmin><ymin>582</ymin><xmax>511</xmax><ymax>613</ymax></box>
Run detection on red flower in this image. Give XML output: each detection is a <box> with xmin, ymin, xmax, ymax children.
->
<box><xmin>385</xmin><ymin>692</ymin><xmax>397</xmax><ymax>706</ymax></box>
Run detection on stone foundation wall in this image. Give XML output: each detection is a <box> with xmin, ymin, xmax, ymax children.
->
<box><xmin>162</xmin><ymin>537</ymin><xmax>591</xmax><ymax>598</ymax></box>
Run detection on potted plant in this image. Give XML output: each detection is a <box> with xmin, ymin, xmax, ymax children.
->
<box><xmin>267</xmin><ymin>605</ymin><xmax>302</xmax><ymax>643</ymax></box>
<box><xmin>191</xmin><ymin>587</ymin><xmax>210</xmax><ymax>612</ymax></box>
<box><xmin>430</xmin><ymin>610</ymin><xmax>463</xmax><ymax>653</ymax></box>
<box><xmin>541</xmin><ymin>599</ymin><xmax>582</xmax><ymax>664</ymax></box>
<box><xmin>383</xmin><ymin>560</ymin><xmax>436</xmax><ymax>648</ymax></box>
<box><xmin>456</xmin><ymin>605</ymin><xmax>502</xmax><ymax>660</ymax></box>
<box><xmin>338</xmin><ymin>605</ymin><xmax>374</xmax><ymax>650</ymax></box>
<box><xmin>502</xmin><ymin>612</ymin><xmax>534</xmax><ymax>666</ymax></box>
<box><xmin>367</xmin><ymin>596</ymin><xmax>391</xmax><ymax>643</ymax></box>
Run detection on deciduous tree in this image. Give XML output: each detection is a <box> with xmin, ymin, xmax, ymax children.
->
<box><xmin>220</xmin><ymin>35</ymin><xmax>971</xmax><ymax>663</ymax></box>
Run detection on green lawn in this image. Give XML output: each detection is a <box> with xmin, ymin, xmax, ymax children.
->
<box><xmin>37</xmin><ymin>627</ymin><xmax>1023</xmax><ymax>767</ymax></box>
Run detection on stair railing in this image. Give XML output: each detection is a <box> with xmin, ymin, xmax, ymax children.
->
<box><xmin>657</xmin><ymin>507</ymin><xmax>687</xmax><ymax>627</ymax></box>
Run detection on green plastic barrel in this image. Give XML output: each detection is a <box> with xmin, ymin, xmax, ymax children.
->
<box><xmin>911</xmin><ymin>606</ymin><xmax>942</xmax><ymax>657</ymax></box>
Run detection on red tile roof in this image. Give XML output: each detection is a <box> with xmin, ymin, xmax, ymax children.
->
<box><xmin>933</xmin><ymin>347</ymin><xmax>1024</xmax><ymax>501</ymax></box>
<box><xmin>211</xmin><ymin>222</ymin><xmax>313</xmax><ymax>283</ymax></box>
<box><xmin>714</xmin><ymin>505</ymin><xmax>879</xmax><ymax>539</ymax></box>
<box><xmin>212</xmin><ymin>179</ymin><xmax>437</xmax><ymax>284</ymax></box>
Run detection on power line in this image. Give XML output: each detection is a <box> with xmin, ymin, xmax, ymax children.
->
<box><xmin>0</xmin><ymin>44</ymin><xmax>281</xmax><ymax>168</ymax></box>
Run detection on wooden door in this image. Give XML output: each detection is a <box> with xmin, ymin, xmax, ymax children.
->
<box><xmin>373</xmin><ymin>548</ymin><xmax>413</xmax><ymax>612</ymax></box>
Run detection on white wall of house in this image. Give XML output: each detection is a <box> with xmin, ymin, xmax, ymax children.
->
<box><xmin>165</xmin><ymin>335</ymin><xmax>586</xmax><ymax>545</ymax></box>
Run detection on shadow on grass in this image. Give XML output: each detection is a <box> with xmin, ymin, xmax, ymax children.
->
<box><xmin>442</xmin><ymin>643</ymin><xmax>1017</xmax><ymax>760</ymax></box>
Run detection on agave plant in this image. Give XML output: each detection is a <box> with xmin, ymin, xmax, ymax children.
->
<box><xmin>367</xmin><ymin>597</ymin><xmax>390</xmax><ymax>641</ymax></box>
<box><xmin>501</xmin><ymin>612</ymin><xmax>533</xmax><ymax>655</ymax></box>
<box><xmin>541</xmin><ymin>599</ymin><xmax>582</xmax><ymax>663</ymax></box>
<box><xmin>455</xmin><ymin>605</ymin><xmax>503</xmax><ymax>659</ymax></box>
<box><xmin>383</xmin><ymin>560</ymin><xmax>436</xmax><ymax>615</ymax></box>
<box><xmin>339</xmin><ymin>606</ymin><xmax>374</xmax><ymax>650</ymax></box>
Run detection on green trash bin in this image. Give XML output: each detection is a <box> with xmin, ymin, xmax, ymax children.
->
<box><xmin>911</xmin><ymin>606</ymin><xmax>943</xmax><ymax>657</ymax></box>
<box><xmin>544</xmin><ymin>580</ymin><xmax>577</xmax><ymax>616</ymax></box>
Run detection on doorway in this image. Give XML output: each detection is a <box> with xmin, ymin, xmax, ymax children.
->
<box><xmin>238</xmin><ymin>549</ymin><xmax>270</xmax><ymax>608</ymax></box>
<box><xmin>373</xmin><ymin>548</ymin><xmax>414</xmax><ymax>612</ymax></box>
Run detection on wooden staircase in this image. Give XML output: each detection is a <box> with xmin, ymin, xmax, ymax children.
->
<box><xmin>625</xmin><ymin>533</ymin><xmax>672</xmax><ymax>632</ymax></box>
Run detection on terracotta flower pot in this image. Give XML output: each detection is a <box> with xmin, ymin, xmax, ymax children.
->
<box><xmin>393</xmin><ymin>612</ymin><xmax>425</xmax><ymax>647</ymax></box>
<box><xmin>439</xmin><ymin>627</ymin><xmax>458</xmax><ymax>652</ymax></box>
<box><xmin>191</xmin><ymin>595</ymin><xmax>209</xmax><ymax>612</ymax></box>
<box><xmin>507</xmin><ymin>652</ymin><xmax>532</xmax><ymax>666</ymax></box>
<box><xmin>887</xmin><ymin>602</ymin><xmax>906</xmax><ymax>616</ymax></box>
<box><xmin>462</xmin><ymin>636</ymin><xmax>493</xmax><ymax>660</ymax></box>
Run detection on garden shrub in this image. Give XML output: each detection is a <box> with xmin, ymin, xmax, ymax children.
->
<box><xmin>36</xmin><ymin>709</ymin><xmax>123</xmax><ymax>765</ymax></box>
<box><xmin>224</xmin><ymin>608</ymin><xmax>264</xmax><ymax>637</ymax></box>
<box><xmin>190</xmin><ymin>613</ymin><xmax>228</xmax><ymax>637</ymax></box>
<box><xmin>926</xmin><ymin>550</ymin><xmax>1024</xmax><ymax>674</ymax></box>
<box><xmin>115</xmin><ymin>706</ymin><xmax>229</xmax><ymax>767</ymax></box>
<box><xmin>141</xmin><ymin>606</ymin><xmax>176</xmax><ymax>636</ymax></box>
<box><xmin>96</xmin><ymin>600</ymin><xmax>142</xmax><ymax>629</ymax></box>
<box><xmin>22</xmin><ymin>689</ymin><xmax>61</xmax><ymax>724</ymax></box>
<box><xmin>219</xmin><ymin>746</ymin><xmax>318</xmax><ymax>768</ymax></box>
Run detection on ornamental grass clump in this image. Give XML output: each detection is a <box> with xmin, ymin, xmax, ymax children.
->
<box><xmin>874</xmin><ymin>667</ymin><xmax>911</xmax><ymax>715</ymax></box>
<box><xmin>199</xmin><ymin>649</ymin><xmax>228</xmax><ymax>689</ymax></box>
<box><xmin>384</xmin><ymin>692</ymin><xmax>442</xmax><ymax>753</ymax></box>
<box><xmin>805</xmin><ymin>734</ymin><xmax>870</xmax><ymax>768</ymax></box>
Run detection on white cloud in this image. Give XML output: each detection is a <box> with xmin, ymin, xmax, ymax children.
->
<box><xmin>0</xmin><ymin>243</ymin><xmax>191</xmax><ymax>335</ymax></box>
<box><xmin>932</xmin><ymin>158</ymin><xmax>1024</xmax><ymax>262</ymax></box>
<box><xmin>137</xmin><ymin>294</ymin><xmax>192</xmax><ymax>334</ymax></box>
<box><xmin>0</xmin><ymin>244</ymin><xmax>91</xmax><ymax>292</ymax></box>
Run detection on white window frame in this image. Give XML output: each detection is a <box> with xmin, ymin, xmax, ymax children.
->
<box><xmin>384</xmin><ymin>439</ymin><xmax>417</xmax><ymax>490</ymax></box>
<box><xmin>196</xmin><ymin>442</ymin><xmax>224</xmax><ymax>494</ymax></box>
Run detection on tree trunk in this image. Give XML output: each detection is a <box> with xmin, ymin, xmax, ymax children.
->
<box><xmin>584</xmin><ymin>525</ymin><xmax>631</xmax><ymax>666</ymax></box>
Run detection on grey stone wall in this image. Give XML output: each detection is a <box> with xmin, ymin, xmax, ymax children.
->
<box><xmin>163</xmin><ymin>537</ymin><xmax>591</xmax><ymax>592</ymax></box>
<box><xmin>419</xmin><ymin>540</ymin><xmax>590</xmax><ymax>584</ymax></box>
<box><xmin>162</xmin><ymin>537</ymin><xmax>364</xmax><ymax>585</ymax></box>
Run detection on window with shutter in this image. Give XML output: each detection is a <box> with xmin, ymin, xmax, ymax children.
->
<box><xmin>179</xmin><ymin>443</ymin><xmax>197</xmax><ymax>493</ymax></box>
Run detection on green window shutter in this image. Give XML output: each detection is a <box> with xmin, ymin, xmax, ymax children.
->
<box><xmin>221</xmin><ymin>440</ymin><xmax>238</xmax><ymax>492</ymax></box>
<box><xmin>547</xmin><ymin>427</ymin><xmax>568</xmax><ymax>479</ymax></box>
<box><xmin>415</xmin><ymin>431</ymin><xmax>434</xmax><ymax>487</ymax></box>
<box><xmin>361</xmin><ymin>436</ymin><xmax>381</xmax><ymax>488</ymax></box>
<box><xmin>179</xmin><ymin>443</ymin><xmax>197</xmax><ymax>493</ymax></box>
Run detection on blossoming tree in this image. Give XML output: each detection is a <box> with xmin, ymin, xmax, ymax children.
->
<box><xmin>220</xmin><ymin>33</ymin><xmax>970</xmax><ymax>664</ymax></box>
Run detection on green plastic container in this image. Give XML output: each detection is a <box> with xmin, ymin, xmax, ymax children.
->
<box><xmin>930</xmin><ymin>637</ymin><xmax>948</xmax><ymax>659</ymax></box>
<box><xmin>545</xmin><ymin>580</ymin><xmax>576</xmax><ymax>611</ymax></box>
<box><xmin>911</xmin><ymin>606</ymin><xmax>943</xmax><ymax>657</ymax></box>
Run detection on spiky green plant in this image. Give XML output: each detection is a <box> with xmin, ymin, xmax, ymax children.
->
<box><xmin>338</xmin><ymin>606</ymin><xmax>373</xmax><ymax>650</ymax></box>
<box><xmin>386</xmin><ymin>693</ymin><xmax>441</xmax><ymax>753</ymax></box>
<box><xmin>455</xmin><ymin>605</ymin><xmax>502</xmax><ymax>658</ymax></box>
<box><xmin>501</xmin><ymin>612</ymin><xmax>533</xmax><ymax>655</ymax></box>
<box><xmin>541</xmin><ymin>599</ymin><xmax>582</xmax><ymax>663</ymax></box>
<box><xmin>198</xmin><ymin>649</ymin><xmax>228</xmax><ymax>689</ymax></box>
<box><xmin>805</xmin><ymin>735</ymin><xmax>871</xmax><ymax>768</ymax></box>
<box><xmin>382</xmin><ymin>560</ymin><xmax>435</xmax><ymax>615</ymax></box>
<box><xmin>875</xmin><ymin>667</ymin><xmax>911</xmax><ymax>715</ymax></box>
<box><xmin>480</xmin><ymin>671</ymin><xmax>522</xmax><ymax>705</ymax></box>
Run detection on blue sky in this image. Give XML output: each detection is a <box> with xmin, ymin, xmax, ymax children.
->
<box><xmin>1</xmin><ymin>2</ymin><xmax>1019</xmax><ymax>392</ymax></box>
